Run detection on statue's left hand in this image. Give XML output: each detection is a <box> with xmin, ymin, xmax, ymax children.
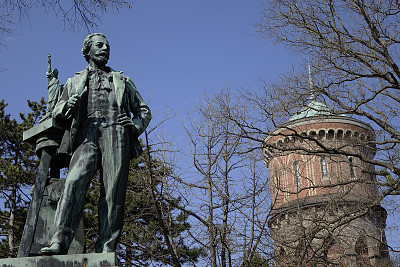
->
<box><xmin>118</xmin><ymin>114</ymin><xmax>138</xmax><ymax>135</ymax></box>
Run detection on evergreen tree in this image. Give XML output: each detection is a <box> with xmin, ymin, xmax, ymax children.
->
<box><xmin>241</xmin><ymin>253</ymin><xmax>270</xmax><ymax>267</ymax></box>
<box><xmin>0</xmin><ymin>98</ymin><xmax>46</xmax><ymax>257</ymax></box>
<box><xmin>83</xmin><ymin>143</ymin><xmax>205</xmax><ymax>266</ymax></box>
<box><xmin>0</xmin><ymin>98</ymin><xmax>204</xmax><ymax>264</ymax></box>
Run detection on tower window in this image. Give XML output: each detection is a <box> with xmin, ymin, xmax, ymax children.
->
<box><xmin>321</xmin><ymin>158</ymin><xmax>329</xmax><ymax>181</ymax></box>
<box><xmin>327</xmin><ymin>129</ymin><xmax>335</xmax><ymax>140</ymax></box>
<box><xmin>274</xmin><ymin>169</ymin><xmax>280</xmax><ymax>189</ymax></box>
<box><xmin>355</xmin><ymin>237</ymin><xmax>369</xmax><ymax>265</ymax></box>
<box><xmin>349</xmin><ymin>157</ymin><xmax>356</xmax><ymax>180</ymax></box>
<box><xmin>293</xmin><ymin>160</ymin><xmax>301</xmax><ymax>187</ymax></box>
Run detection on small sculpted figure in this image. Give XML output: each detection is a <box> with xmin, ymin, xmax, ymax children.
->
<box><xmin>41</xmin><ymin>54</ymin><xmax>63</xmax><ymax>121</ymax></box>
<box><xmin>41</xmin><ymin>33</ymin><xmax>151</xmax><ymax>255</ymax></box>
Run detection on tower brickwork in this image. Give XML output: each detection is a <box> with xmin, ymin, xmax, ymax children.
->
<box><xmin>263</xmin><ymin>114</ymin><xmax>391</xmax><ymax>266</ymax></box>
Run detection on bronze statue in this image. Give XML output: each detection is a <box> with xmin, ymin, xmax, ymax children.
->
<box><xmin>41</xmin><ymin>54</ymin><xmax>63</xmax><ymax>122</ymax></box>
<box><xmin>40</xmin><ymin>33</ymin><xmax>151</xmax><ymax>255</ymax></box>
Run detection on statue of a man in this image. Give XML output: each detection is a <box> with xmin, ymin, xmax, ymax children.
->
<box><xmin>41</xmin><ymin>33</ymin><xmax>151</xmax><ymax>255</ymax></box>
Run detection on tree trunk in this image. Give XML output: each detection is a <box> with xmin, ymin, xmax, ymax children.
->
<box><xmin>8</xmin><ymin>184</ymin><xmax>17</xmax><ymax>258</ymax></box>
<box><xmin>145</xmin><ymin>131</ymin><xmax>181</xmax><ymax>267</ymax></box>
<box><xmin>207</xmin><ymin>172</ymin><xmax>217</xmax><ymax>267</ymax></box>
<box><xmin>221</xmin><ymin>139</ymin><xmax>230</xmax><ymax>267</ymax></box>
<box><xmin>207</xmin><ymin>139</ymin><xmax>217</xmax><ymax>267</ymax></box>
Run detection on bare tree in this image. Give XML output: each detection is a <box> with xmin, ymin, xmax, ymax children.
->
<box><xmin>176</xmin><ymin>89</ymin><xmax>273</xmax><ymax>266</ymax></box>
<box><xmin>257</xmin><ymin>0</ymin><xmax>400</xmax><ymax>174</ymax></box>
<box><xmin>3</xmin><ymin>0</ymin><xmax>133</xmax><ymax>29</ymax></box>
<box><xmin>235</xmin><ymin>0</ymin><xmax>400</xmax><ymax>265</ymax></box>
<box><xmin>0</xmin><ymin>0</ymin><xmax>133</xmax><ymax>48</ymax></box>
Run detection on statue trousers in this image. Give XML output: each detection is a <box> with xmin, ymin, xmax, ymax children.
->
<box><xmin>51</xmin><ymin>123</ymin><xmax>131</xmax><ymax>253</ymax></box>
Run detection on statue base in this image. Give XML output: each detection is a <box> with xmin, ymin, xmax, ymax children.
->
<box><xmin>0</xmin><ymin>252</ymin><xmax>121</xmax><ymax>267</ymax></box>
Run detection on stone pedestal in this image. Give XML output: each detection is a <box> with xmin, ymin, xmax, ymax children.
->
<box><xmin>0</xmin><ymin>252</ymin><xmax>121</xmax><ymax>267</ymax></box>
<box><xmin>29</xmin><ymin>178</ymin><xmax>85</xmax><ymax>256</ymax></box>
<box><xmin>18</xmin><ymin>118</ymin><xmax>77</xmax><ymax>258</ymax></box>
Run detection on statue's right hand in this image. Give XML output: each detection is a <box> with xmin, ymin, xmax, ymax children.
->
<box><xmin>66</xmin><ymin>94</ymin><xmax>81</xmax><ymax>112</ymax></box>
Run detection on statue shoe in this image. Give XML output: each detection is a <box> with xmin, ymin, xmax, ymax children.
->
<box><xmin>40</xmin><ymin>243</ymin><xmax>61</xmax><ymax>255</ymax></box>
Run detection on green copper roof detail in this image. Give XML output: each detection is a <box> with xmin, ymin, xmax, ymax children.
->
<box><xmin>288</xmin><ymin>63</ymin><xmax>331</xmax><ymax>121</ymax></box>
<box><xmin>288</xmin><ymin>63</ymin><xmax>346</xmax><ymax>122</ymax></box>
<box><xmin>288</xmin><ymin>99</ymin><xmax>343</xmax><ymax>121</ymax></box>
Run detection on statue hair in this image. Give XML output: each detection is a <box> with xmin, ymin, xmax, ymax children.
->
<box><xmin>82</xmin><ymin>33</ymin><xmax>108</xmax><ymax>62</ymax></box>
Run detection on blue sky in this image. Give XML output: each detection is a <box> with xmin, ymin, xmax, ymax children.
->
<box><xmin>1</xmin><ymin>0</ymin><xmax>399</xmax><ymax>257</ymax></box>
<box><xmin>1</xmin><ymin>1</ymin><xmax>294</xmax><ymax>120</ymax></box>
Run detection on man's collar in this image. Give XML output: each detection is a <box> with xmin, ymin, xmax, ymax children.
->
<box><xmin>75</xmin><ymin>66</ymin><xmax>123</xmax><ymax>75</ymax></box>
<box><xmin>86</xmin><ymin>65</ymin><xmax>111</xmax><ymax>72</ymax></box>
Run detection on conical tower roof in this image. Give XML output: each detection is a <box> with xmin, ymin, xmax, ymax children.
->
<box><xmin>288</xmin><ymin>64</ymin><xmax>344</xmax><ymax>122</ymax></box>
<box><xmin>288</xmin><ymin>99</ymin><xmax>333</xmax><ymax>121</ymax></box>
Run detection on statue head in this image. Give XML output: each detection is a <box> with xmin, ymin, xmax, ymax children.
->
<box><xmin>46</xmin><ymin>68</ymin><xmax>59</xmax><ymax>80</ymax></box>
<box><xmin>52</xmin><ymin>68</ymin><xmax>59</xmax><ymax>78</ymax></box>
<box><xmin>82</xmin><ymin>33</ymin><xmax>110</xmax><ymax>67</ymax></box>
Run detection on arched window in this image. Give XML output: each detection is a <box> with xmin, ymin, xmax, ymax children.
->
<box><xmin>321</xmin><ymin>157</ymin><xmax>329</xmax><ymax>181</ymax></box>
<box><xmin>278</xmin><ymin>246</ymin><xmax>285</xmax><ymax>256</ymax></box>
<box><xmin>337</xmin><ymin>129</ymin><xmax>344</xmax><ymax>141</ymax></box>
<box><xmin>293</xmin><ymin>160</ymin><xmax>301</xmax><ymax>187</ymax></box>
<box><xmin>318</xmin><ymin>130</ymin><xmax>326</xmax><ymax>140</ymax></box>
<box><xmin>355</xmin><ymin>236</ymin><xmax>369</xmax><ymax>266</ymax></box>
<box><xmin>325</xmin><ymin>239</ymin><xmax>343</xmax><ymax>264</ymax></box>
<box><xmin>344</xmin><ymin>130</ymin><xmax>352</xmax><ymax>140</ymax></box>
<box><xmin>274</xmin><ymin>169</ymin><xmax>280</xmax><ymax>190</ymax></box>
<box><xmin>327</xmin><ymin>129</ymin><xmax>335</xmax><ymax>140</ymax></box>
<box><xmin>349</xmin><ymin>157</ymin><xmax>356</xmax><ymax>180</ymax></box>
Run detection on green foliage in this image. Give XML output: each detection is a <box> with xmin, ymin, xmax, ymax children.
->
<box><xmin>241</xmin><ymin>253</ymin><xmax>270</xmax><ymax>267</ymax></box>
<box><xmin>83</xmin><ymin>175</ymin><xmax>101</xmax><ymax>253</ymax></box>
<box><xmin>0</xmin><ymin>98</ymin><xmax>204</xmax><ymax>263</ymax></box>
<box><xmin>0</xmin><ymin>98</ymin><xmax>46</xmax><ymax>257</ymax></box>
<box><xmin>0</xmin><ymin>207</ymin><xmax>27</xmax><ymax>258</ymax></box>
<box><xmin>0</xmin><ymin>99</ymin><xmax>46</xmax><ymax>187</ymax></box>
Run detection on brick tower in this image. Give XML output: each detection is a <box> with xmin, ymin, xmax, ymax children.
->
<box><xmin>262</xmin><ymin>78</ymin><xmax>391</xmax><ymax>266</ymax></box>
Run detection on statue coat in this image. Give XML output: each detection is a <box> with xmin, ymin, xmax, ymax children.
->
<box><xmin>53</xmin><ymin>67</ymin><xmax>151</xmax><ymax>160</ymax></box>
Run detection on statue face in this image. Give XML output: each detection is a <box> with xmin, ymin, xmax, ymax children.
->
<box><xmin>88</xmin><ymin>35</ymin><xmax>110</xmax><ymax>67</ymax></box>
